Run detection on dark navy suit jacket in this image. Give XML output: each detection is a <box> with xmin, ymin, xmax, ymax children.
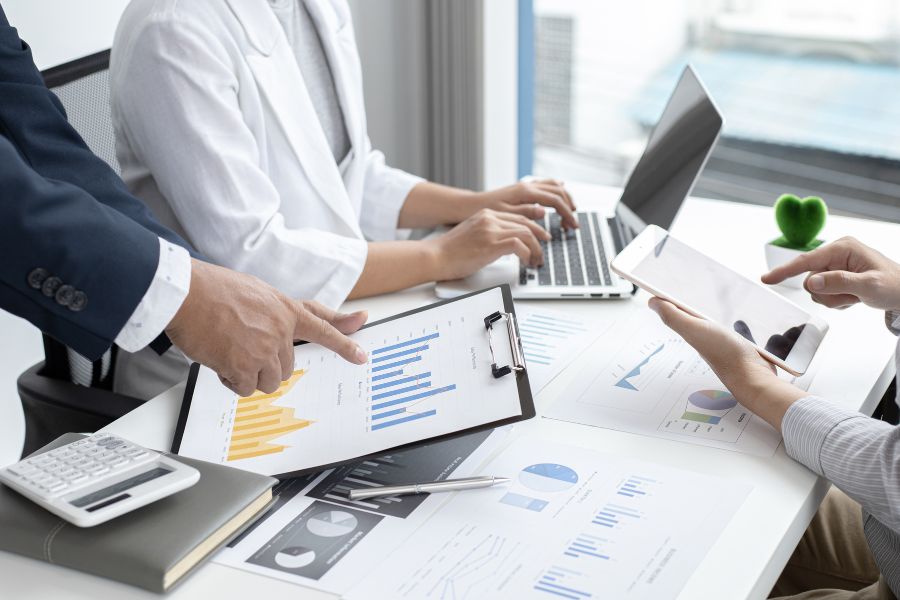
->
<box><xmin>0</xmin><ymin>5</ymin><xmax>196</xmax><ymax>360</ymax></box>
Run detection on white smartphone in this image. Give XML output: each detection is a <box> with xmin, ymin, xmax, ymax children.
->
<box><xmin>611</xmin><ymin>225</ymin><xmax>828</xmax><ymax>376</ymax></box>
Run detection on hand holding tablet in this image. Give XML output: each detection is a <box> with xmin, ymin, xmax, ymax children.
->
<box><xmin>611</xmin><ymin>225</ymin><xmax>828</xmax><ymax>375</ymax></box>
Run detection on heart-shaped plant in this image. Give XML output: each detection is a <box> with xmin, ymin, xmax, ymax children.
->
<box><xmin>773</xmin><ymin>194</ymin><xmax>827</xmax><ymax>250</ymax></box>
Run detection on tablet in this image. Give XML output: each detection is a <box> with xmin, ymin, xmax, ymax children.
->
<box><xmin>171</xmin><ymin>285</ymin><xmax>535</xmax><ymax>477</ymax></box>
<box><xmin>611</xmin><ymin>225</ymin><xmax>828</xmax><ymax>376</ymax></box>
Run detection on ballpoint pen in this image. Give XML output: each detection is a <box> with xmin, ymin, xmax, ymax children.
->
<box><xmin>347</xmin><ymin>475</ymin><xmax>510</xmax><ymax>501</ymax></box>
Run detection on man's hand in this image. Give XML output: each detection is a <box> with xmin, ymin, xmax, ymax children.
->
<box><xmin>762</xmin><ymin>236</ymin><xmax>900</xmax><ymax>311</ymax></box>
<box><xmin>649</xmin><ymin>298</ymin><xmax>807</xmax><ymax>431</ymax></box>
<box><xmin>166</xmin><ymin>259</ymin><xmax>368</xmax><ymax>396</ymax></box>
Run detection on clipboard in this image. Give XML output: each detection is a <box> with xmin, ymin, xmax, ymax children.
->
<box><xmin>171</xmin><ymin>285</ymin><xmax>535</xmax><ymax>478</ymax></box>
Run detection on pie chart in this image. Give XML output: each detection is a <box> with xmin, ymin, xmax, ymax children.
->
<box><xmin>274</xmin><ymin>546</ymin><xmax>316</xmax><ymax>569</ymax></box>
<box><xmin>306</xmin><ymin>510</ymin><xmax>358</xmax><ymax>538</ymax></box>
<box><xmin>519</xmin><ymin>463</ymin><xmax>579</xmax><ymax>492</ymax></box>
<box><xmin>688</xmin><ymin>390</ymin><xmax>738</xmax><ymax>411</ymax></box>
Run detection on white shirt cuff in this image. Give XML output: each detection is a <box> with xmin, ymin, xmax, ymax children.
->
<box><xmin>114</xmin><ymin>238</ymin><xmax>191</xmax><ymax>352</ymax></box>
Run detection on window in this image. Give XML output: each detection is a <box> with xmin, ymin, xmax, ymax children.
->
<box><xmin>527</xmin><ymin>0</ymin><xmax>900</xmax><ymax>221</ymax></box>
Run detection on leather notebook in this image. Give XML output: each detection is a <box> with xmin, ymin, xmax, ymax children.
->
<box><xmin>0</xmin><ymin>433</ymin><xmax>276</xmax><ymax>593</ymax></box>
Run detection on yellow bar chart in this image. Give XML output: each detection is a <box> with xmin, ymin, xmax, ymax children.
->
<box><xmin>227</xmin><ymin>369</ymin><xmax>313</xmax><ymax>461</ymax></box>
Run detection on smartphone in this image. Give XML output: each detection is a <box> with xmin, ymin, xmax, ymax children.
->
<box><xmin>611</xmin><ymin>225</ymin><xmax>828</xmax><ymax>375</ymax></box>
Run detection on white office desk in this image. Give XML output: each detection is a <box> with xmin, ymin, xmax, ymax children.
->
<box><xmin>2</xmin><ymin>192</ymin><xmax>898</xmax><ymax>599</ymax></box>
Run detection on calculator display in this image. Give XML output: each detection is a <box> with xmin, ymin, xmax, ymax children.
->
<box><xmin>69</xmin><ymin>467</ymin><xmax>172</xmax><ymax>508</ymax></box>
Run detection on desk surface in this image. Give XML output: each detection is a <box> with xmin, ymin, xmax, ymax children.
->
<box><xmin>3</xmin><ymin>191</ymin><xmax>898</xmax><ymax>599</ymax></box>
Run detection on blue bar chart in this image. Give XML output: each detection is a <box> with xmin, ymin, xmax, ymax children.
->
<box><xmin>514</xmin><ymin>309</ymin><xmax>610</xmax><ymax>393</ymax></box>
<box><xmin>518</xmin><ymin>312</ymin><xmax>590</xmax><ymax>367</ymax></box>
<box><xmin>617</xmin><ymin>475</ymin><xmax>655</xmax><ymax>498</ymax></box>
<box><xmin>593</xmin><ymin>503</ymin><xmax>642</xmax><ymax>529</ymax></box>
<box><xmin>367</xmin><ymin>332</ymin><xmax>456</xmax><ymax>432</ymax></box>
<box><xmin>563</xmin><ymin>534</ymin><xmax>609</xmax><ymax>560</ymax></box>
<box><xmin>533</xmin><ymin>566</ymin><xmax>593</xmax><ymax>598</ymax></box>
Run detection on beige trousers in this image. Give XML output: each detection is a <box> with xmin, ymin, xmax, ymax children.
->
<box><xmin>770</xmin><ymin>487</ymin><xmax>895</xmax><ymax>600</ymax></box>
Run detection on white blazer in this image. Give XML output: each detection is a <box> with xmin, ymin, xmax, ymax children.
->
<box><xmin>109</xmin><ymin>0</ymin><xmax>423</xmax><ymax>307</ymax></box>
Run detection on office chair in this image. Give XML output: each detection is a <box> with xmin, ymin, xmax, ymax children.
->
<box><xmin>17</xmin><ymin>50</ymin><xmax>142</xmax><ymax>457</ymax></box>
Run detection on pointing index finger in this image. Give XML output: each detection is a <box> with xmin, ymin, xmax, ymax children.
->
<box><xmin>761</xmin><ymin>244</ymin><xmax>842</xmax><ymax>285</ymax></box>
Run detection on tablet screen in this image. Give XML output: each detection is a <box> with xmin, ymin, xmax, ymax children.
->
<box><xmin>629</xmin><ymin>233</ymin><xmax>819</xmax><ymax>361</ymax></box>
<box><xmin>173</xmin><ymin>287</ymin><xmax>532</xmax><ymax>477</ymax></box>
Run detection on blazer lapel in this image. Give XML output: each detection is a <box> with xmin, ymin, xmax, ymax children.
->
<box><xmin>224</xmin><ymin>0</ymin><xmax>362</xmax><ymax>237</ymax></box>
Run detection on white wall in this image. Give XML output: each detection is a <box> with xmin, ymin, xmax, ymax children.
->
<box><xmin>3</xmin><ymin>0</ymin><xmax>131</xmax><ymax>70</ymax></box>
<box><xmin>348</xmin><ymin>0</ymin><xmax>430</xmax><ymax>177</ymax></box>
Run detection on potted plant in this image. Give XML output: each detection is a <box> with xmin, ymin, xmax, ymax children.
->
<box><xmin>764</xmin><ymin>194</ymin><xmax>828</xmax><ymax>288</ymax></box>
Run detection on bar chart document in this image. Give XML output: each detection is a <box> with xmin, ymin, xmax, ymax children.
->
<box><xmin>176</xmin><ymin>287</ymin><xmax>526</xmax><ymax>475</ymax></box>
<box><xmin>345</xmin><ymin>436</ymin><xmax>750</xmax><ymax>600</ymax></box>
<box><xmin>544</xmin><ymin>308</ymin><xmax>813</xmax><ymax>456</ymax></box>
<box><xmin>515</xmin><ymin>306</ymin><xmax>613</xmax><ymax>394</ymax></box>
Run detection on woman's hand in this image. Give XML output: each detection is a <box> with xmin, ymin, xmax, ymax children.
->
<box><xmin>426</xmin><ymin>209</ymin><xmax>551</xmax><ymax>280</ymax></box>
<box><xmin>649</xmin><ymin>298</ymin><xmax>807</xmax><ymax>431</ymax></box>
<box><xmin>762</xmin><ymin>236</ymin><xmax>900</xmax><ymax>311</ymax></box>
<box><xmin>462</xmin><ymin>179</ymin><xmax>578</xmax><ymax>229</ymax></box>
<box><xmin>398</xmin><ymin>179</ymin><xmax>577</xmax><ymax>230</ymax></box>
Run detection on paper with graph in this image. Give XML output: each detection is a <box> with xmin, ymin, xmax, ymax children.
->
<box><xmin>544</xmin><ymin>307</ymin><xmax>812</xmax><ymax>456</ymax></box>
<box><xmin>345</xmin><ymin>436</ymin><xmax>750</xmax><ymax>600</ymax></box>
<box><xmin>175</xmin><ymin>288</ymin><xmax>526</xmax><ymax>475</ymax></box>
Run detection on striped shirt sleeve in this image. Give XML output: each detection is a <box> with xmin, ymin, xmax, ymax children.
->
<box><xmin>783</xmin><ymin>396</ymin><xmax>900</xmax><ymax>533</ymax></box>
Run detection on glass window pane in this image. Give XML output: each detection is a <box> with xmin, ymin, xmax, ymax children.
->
<box><xmin>532</xmin><ymin>0</ymin><xmax>900</xmax><ymax>221</ymax></box>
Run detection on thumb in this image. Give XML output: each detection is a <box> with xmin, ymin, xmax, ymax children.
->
<box><xmin>806</xmin><ymin>270</ymin><xmax>866</xmax><ymax>296</ymax></box>
<box><xmin>647</xmin><ymin>297</ymin><xmax>719</xmax><ymax>353</ymax></box>
<box><xmin>332</xmin><ymin>310</ymin><xmax>368</xmax><ymax>335</ymax></box>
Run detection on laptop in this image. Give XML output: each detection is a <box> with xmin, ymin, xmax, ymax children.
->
<box><xmin>435</xmin><ymin>65</ymin><xmax>724</xmax><ymax>300</ymax></box>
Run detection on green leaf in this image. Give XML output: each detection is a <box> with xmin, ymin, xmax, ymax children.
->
<box><xmin>774</xmin><ymin>194</ymin><xmax>827</xmax><ymax>247</ymax></box>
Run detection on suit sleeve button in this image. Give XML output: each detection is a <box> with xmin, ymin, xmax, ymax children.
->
<box><xmin>55</xmin><ymin>284</ymin><xmax>75</xmax><ymax>306</ymax></box>
<box><xmin>69</xmin><ymin>291</ymin><xmax>88</xmax><ymax>312</ymax></box>
<box><xmin>27</xmin><ymin>268</ymin><xmax>49</xmax><ymax>289</ymax></box>
<box><xmin>41</xmin><ymin>276</ymin><xmax>62</xmax><ymax>298</ymax></box>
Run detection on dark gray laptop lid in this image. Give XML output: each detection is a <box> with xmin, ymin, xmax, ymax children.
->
<box><xmin>615</xmin><ymin>65</ymin><xmax>724</xmax><ymax>236</ymax></box>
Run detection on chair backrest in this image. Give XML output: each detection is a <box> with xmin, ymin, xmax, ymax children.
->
<box><xmin>40</xmin><ymin>50</ymin><xmax>118</xmax><ymax>386</ymax></box>
<box><xmin>42</xmin><ymin>49</ymin><xmax>120</xmax><ymax>175</ymax></box>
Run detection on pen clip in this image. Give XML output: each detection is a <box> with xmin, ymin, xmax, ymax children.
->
<box><xmin>484</xmin><ymin>311</ymin><xmax>525</xmax><ymax>379</ymax></box>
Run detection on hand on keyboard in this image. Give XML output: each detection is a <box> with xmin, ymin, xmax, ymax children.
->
<box><xmin>428</xmin><ymin>209</ymin><xmax>550</xmax><ymax>280</ymax></box>
<box><xmin>467</xmin><ymin>179</ymin><xmax>579</xmax><ymax>229</ymax></box>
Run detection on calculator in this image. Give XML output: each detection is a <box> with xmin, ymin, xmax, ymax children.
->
<box><xmin>0</xmin><ymin>434</ymin><xmax>200</xmax><ymax>527</ymax></box>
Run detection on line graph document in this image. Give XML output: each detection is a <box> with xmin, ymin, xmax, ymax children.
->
<box><xmin>176</xmin><ymin>288</ymin><xmax>525</xmax><ymax>475</ymax></box>
<box><xmin>544</xmin><ymin>308</ymin><xmax>814</xmax><ymax>456</ymax></box>
<box><xmin>345</xmin><ymin>436</ymin><xmax>750</xmax><ymax>600</ymax></box>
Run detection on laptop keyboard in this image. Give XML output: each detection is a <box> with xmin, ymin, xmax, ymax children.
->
<box><xmin>521</xmin><ymin>212</ymin><xmax>613</xmax><ymax>287</ymax></box>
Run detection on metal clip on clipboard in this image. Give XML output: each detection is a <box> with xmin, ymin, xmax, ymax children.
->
<box><xmin>484</xmin><ymin>311</ymin><xmax>526</xmax><ymax>379</ymax></box>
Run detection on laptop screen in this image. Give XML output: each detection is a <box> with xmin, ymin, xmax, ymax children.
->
<box><xmin>616</xmin><ymin>66</ymin><xmax>723</xmax><ymax>232</ymax></box>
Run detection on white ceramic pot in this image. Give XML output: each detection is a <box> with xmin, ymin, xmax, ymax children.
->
<box><xmin>764</xmin><ymin>242</ymin><xmax>813</xmax><ymax>289</ymax></box>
